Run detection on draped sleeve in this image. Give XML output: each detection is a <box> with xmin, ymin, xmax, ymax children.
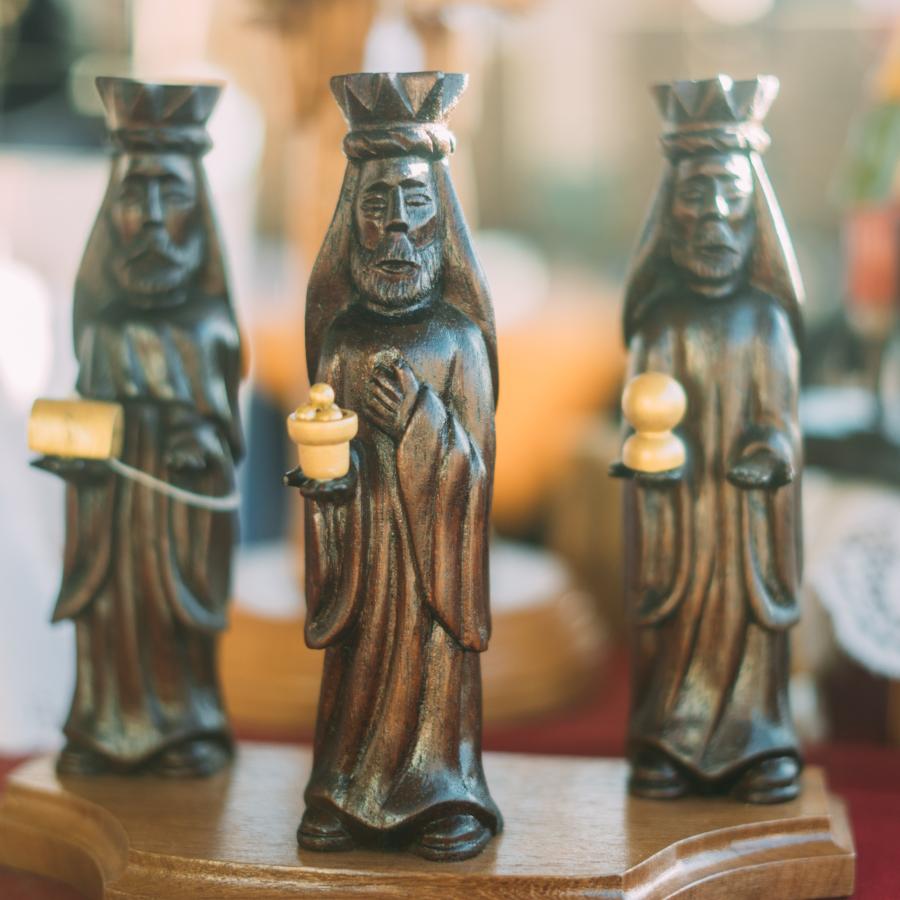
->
<box><xmin>396</xmin><ymin>321</ymin><xmax>494</xmax><ymax>652</ymax></box>
<box><xmin>735</xmin><ymin>302</ymin><xmax>803</xmax><ymax>631</ymax></box>
<box><xmin>53</xmin><ymin>301</ymin><xmax>242</xmax><ymax>627</ymax></box>
<box><xmin>621</xmin><ymin>326</ymin><xmax>696</xmax><ymax>627</ymax></box>
<box><xmin>303</xmin><ymin>351</ymin><xmax>369</xmax><ymax>649</ymax></box>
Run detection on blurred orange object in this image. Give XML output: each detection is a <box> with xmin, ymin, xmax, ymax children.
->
<box><xmin>493</xmin><ymin>298</ymin><xmax>623</xmax><ymax>530</ymax></box>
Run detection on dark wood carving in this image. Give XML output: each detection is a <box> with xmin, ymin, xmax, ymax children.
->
<box><xmin>32</xmin><ymin>77</ymin><xmax>243</xmax><ymax>777</ymax></box>
<box><xmin>284</xmin><ymin>71</ymin><xmax>501</xmax><ymax>860</ymax></box>
<box><xmin>611</xmin><ymin>75</ymin><xmax>805</xmax><ymax>803</ymax></box>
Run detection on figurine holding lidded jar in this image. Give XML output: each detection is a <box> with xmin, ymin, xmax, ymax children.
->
<box><xmin>287</xmin><ymin>383</ymin><xmax>358</xmax><ymax>481</ymax></box>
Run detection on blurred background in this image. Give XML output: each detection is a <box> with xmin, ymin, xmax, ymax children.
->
<box><xmin>1</xmin><ymin>0</ymin><xmax>900</xmax><ymax>761</ymax></box>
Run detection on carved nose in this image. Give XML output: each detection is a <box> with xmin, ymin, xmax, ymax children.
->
<box><xmin>386</xmin><ymin>189</ymin><xmax>408</xmax><ymax>232</ymax></box>
<box><xmin>144</xmin><ymin>181</ymin><xmax>164</xmax><ymax>224</ymax></box>
<box><xmin>698</xmin><ymin>189</ymin><xmax>730</xmax><ymax>220</ymax></box>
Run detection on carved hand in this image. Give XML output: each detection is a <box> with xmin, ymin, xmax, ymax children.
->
<box><xmin>284</xmin><ymin>458</ymin><xmax>357</xmax><ymax>505</ymax></box>
<box><xmin>164</xmin><ymin>422</ymin><xmax>220</xmax><ymax>473</ymax></box>
<box><xmin>364</xmin><ymin>356</ymin><xmax>421</xmax><ymax>441</ymax></box>
<box><xmin>609</xmin><ymin>459</ymin><xmax>683</xmax><ymax>487</ymax></box>
<box><xmin>727</xmin><ymin>447</ymin><xmax>793</xmax><ymax>490</ymax></box>
<box><xmin>31</xmin><ymin>455</ymin><xmax>109</xmax><ymax>482</ymax></box>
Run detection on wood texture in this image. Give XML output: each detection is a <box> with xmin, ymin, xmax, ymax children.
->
<box><xmin>221</xmin><ymin>546</ymin><xmax>604</xmax><ymax>737</ymax></box>
<box><xmin>284</xmin><ymin>71</ymin><xmax>501</xmax><ymax>859</ymax></box>
<box><xmin>0</xmin><ymin>744</ymin><xmax>855</xmax><ymax>898</ymax></box>
<box><xmin>612</xmin><ymin>75</ymin><xmax>806</xmax><ymax>802</ymax></box>
<box><xmin>31</xmin><ymin>77</ymin><xmax>244</xmax><ymax>778</ymax></box>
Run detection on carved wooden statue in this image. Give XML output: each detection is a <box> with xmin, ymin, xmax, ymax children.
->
<box><xmin>285</xmin><ymin>71</ymin><xmax>501</xmax><ymax>860</ymax></box>
<box><xmin>611</xmin><ymin>75</ymin><xmax>805</xmax><ymax>803</ymax></box>
<box><xmin>32</xmin><ymin>77</ymin><xmax>243</xmax><ymax>777</ymax></box>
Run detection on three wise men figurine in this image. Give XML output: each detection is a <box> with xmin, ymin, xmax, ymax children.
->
<box><xmin>285</xmin><ymin>71</ymin><xmax>502</xmax><ymax>861</ymax></box>
<box><xmin>611</xmin><ymin>75</ymin><xmax>805</xmax><ymax>803</ymax></box>
<box><xmin>32</xmin><ymin>77</ymin><xmax>244</xmax><ymax>777</ymax></box>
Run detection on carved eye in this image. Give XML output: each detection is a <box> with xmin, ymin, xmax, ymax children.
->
<box><xmin>163</xmin><ymin>186</ymin><xmax>193</xmax><ymax>207</ymax></box>
<box><xmin>361</xmin><ymin>196</ymin><xmax>387</xmax><ymax>215</ymax></box>
<box><xmin>405</xmin><ymin>193</ymin><xmax>431</xmax><ymax>208</ymax></box>
<box><xmin>118</xmin><ymin>187</ymin><xmax>142</xmax><ymax>207</ymax></box>
<box><xmin>678</xmin><ymin>188</ymin><xmax>703</xmax><ymax>204</ymax></box>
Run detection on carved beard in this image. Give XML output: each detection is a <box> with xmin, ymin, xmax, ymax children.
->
<box><xmin>670</xmin><ymin>217</ymin><xmax>754</xmax><ymax>284</ymax></box>
<box><xmin>108</xmin><ymin>222</ymin><xmax>204</xmax><ymax>305</ymax></box>
<box><xmin>350</xmin><ymin>235</ymin><xmax>443</xmax><ymax>310</ymax></box>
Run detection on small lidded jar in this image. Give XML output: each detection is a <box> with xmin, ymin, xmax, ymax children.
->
<box><xmin>286</xmin><ymin>383</ymin><xmax>358</xmax><ymax>480</ymax></box>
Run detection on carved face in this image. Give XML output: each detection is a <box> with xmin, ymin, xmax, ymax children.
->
<box><xmin>669</xmin><ymin>153</ymin><xmax>755</xmax><ymax>286</ymax></box>
<box><xmin>106</xmin><ymin>153</ymin><xmax>205</xmax><ymax>305</ymax></box>
<box><xmin>350</xmin><ymin>156</ymin><xmax>443</xmax><ymax>309</ymax></box>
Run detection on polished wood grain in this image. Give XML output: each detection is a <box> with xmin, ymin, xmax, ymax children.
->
<box><xmin>0</xmin><ymin>744</ymin><xmax>854</xmax><ymax>898</ymax></box>
<box><xmin>221</xmin><ymin>560</ymin><xmax>604</xmax><ymax>737</ymax></box>
<box><xmin>613</xmin><ymin>75</ymin><xmax>806</xmax><ymax>802</ymax></box>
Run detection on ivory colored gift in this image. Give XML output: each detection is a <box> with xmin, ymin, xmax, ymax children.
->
<box><xmin>28</xmin><ymin>398</ymin><xmax>124</xmax><ymax>460</ymax></box>
<box><xmin>286</xmin><ymin>383</ymin><xmax>358</xmax><ymax>480</ymax></box>
<box><xmin>620</xmin><ymin>372</ymin><xmax>686</xmax><ymax>474</ymax></box>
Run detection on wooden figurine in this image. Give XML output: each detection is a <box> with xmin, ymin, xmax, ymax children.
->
<box><xmin>611</xmin><ymin>75</ymin><xmax>805</xmax><ymax>803</ymax></box>
<box><xmin>284</xmin><ymin>71</ymin><xmax>501</xmax><ymax>861</ymax></box>
<box><xmin>30</xmin><ymin>77</ymin><xmax>244</xmax><ymax>777</ymax></box>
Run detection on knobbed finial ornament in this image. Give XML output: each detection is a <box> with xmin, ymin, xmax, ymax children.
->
<box><xmin>621</xmin><ymin>373</ymin><xmax>687</xmax><ymax>473</ymax></box>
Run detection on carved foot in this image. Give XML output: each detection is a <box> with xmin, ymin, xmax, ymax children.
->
<box><xmin>152</xmin><ymin>739</ymin><xmax>231</xmax><ymax>778</ymax></box>
<box><xmin>56</xmin><ymin>742</ymin><xmax>111</xmax><ymax>776</ymax></box>
<box><xmin>410</xmin><ymin>813</ymin><xmax>492</xmax><ymax>862</ymax></box>
<box><xmin>628</xmin><ymin>749</ymin><xmax>690</xmax><ymax>799</ymax></box>
<box><xmin>733</xmin><ymin>755</ymin><xmax>801</xmax><ymax>804</ymax></box>
<box><xmin>297</xmin><ymin>807</ymin><xmax>355</xmax><ymax>852</ymax></box>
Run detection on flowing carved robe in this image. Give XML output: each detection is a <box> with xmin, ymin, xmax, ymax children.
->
<box><xmin>56</xmin><ymin>296</ymin><xmax>242</xmax><ymax>764</ymax></box>
<box><xmin>304</xmin><ymin>299</ymin><xmax>501</xmax><ymax>834</ymax></box>
<box><xmin>624</xmin><ymin>285</ymin><xmax>801</xmax><ymax>779</ymax></box>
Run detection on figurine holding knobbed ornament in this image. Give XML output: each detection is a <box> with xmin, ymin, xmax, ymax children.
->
<box><xmin>612</xmin><ymin>74</ymin><xmax>805</xmax><ymax>804</ymax></box>
<box><xmin>285</xmin><ymin>71</ymin><xmax>501</xmax><ymax>861</ymax></box>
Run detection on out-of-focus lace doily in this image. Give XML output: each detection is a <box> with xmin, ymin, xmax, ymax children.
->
<box><xmin>805</xmin><ymin>469</ymin><xmax>900</xmax><ymax>679</ymax></box>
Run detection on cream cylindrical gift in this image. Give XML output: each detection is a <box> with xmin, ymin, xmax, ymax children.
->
<box><xmin>28</xmin><ymin>398</ymin><xmax>124</xmax><ymax>460</ymax></box>
<box><xmin>286</xmin><ymin>383</ymin><xmax>358</xmax><ymax>480</ymax></box>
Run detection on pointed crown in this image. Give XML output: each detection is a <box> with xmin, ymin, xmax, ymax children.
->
<box><xmin>653</xmin><ymin>74</ymin><xmax>779</xmax><ymax>157</ymax></box>
<box><xmin>96</xmin><ymin>76</ymin><xmax>222</xmax><ymax>155</ymax></box>
<box><xmin>330</xmin><ymin>71</ymin><xmax>467</xmax><ymax>161</ymax></box>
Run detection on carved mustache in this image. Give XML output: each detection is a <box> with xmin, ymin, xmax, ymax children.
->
<box><xmin>691</xmin><ymin>220</ymin><xmax>742</xmax><ymax>253</ymax></box>
<box><xmin>122</xmin><ymin>227</ymin><xmax>191</xmax><ymax>266</ymax></box>
<box><xmin>373</xmin><ymin>235</ymin><xmax>421</xmax><ymax>269</ymax></box>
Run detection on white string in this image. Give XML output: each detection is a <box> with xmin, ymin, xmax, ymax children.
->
<box><xmin>106</xmin><ymin>458</ymin><xmax>241</xmax><ymax>512</ymax></box>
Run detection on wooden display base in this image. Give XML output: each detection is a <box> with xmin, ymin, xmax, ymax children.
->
<box><xmin>0</xmin><ymin>743</ymin><xmax>854</xmax><ymax>899</ymax></box>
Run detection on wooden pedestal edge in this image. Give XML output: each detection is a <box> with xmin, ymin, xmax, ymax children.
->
<box><xmin>0</xmin><ymin>754</ymin><xmax>857</xmax><ymax>900</ymax></box>
<box><xmin>625</xmin><ymin>796</ymin><xmax>855</xmax><ymax>899</ymax></box>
